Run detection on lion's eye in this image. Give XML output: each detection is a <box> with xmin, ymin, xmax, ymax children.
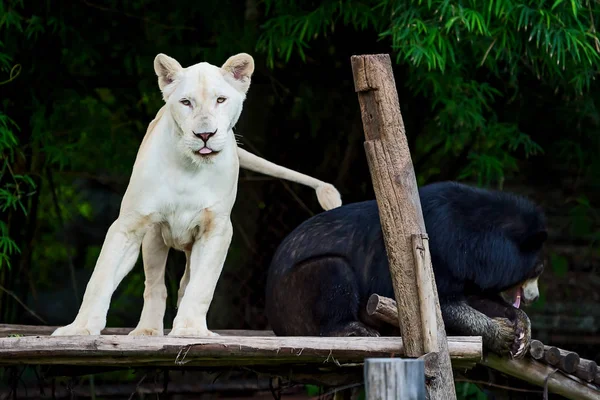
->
<box><xmin>180</xmin><ymin>99</ymin><xmax>191</xmax><ymax>107</ymax></box>
<box><xmin>216</xmin><ymin>97</ymin><xmax>227</xmax><ymax>104</ymax></box>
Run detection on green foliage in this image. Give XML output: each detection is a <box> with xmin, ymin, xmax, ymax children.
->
<box><xmin>258</xmin><ymin>0</ymin><xmax>600</xmax><ymax>186</ymax></box>
<box><xmin>0</xmin><ymin>62</ymin><xmax>31</xmax><ymax>269</ymax></box>
<box><xmin>456</xmin><ymin>382</ymin><xmax>487</xmax><ymax>399</ymax></box>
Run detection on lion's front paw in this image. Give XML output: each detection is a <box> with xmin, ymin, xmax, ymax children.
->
<box><xmin>168</xmin><ymin>327</ymin><xmax>219</xmax><ymax>337</ymax></box>
<box><xmin>129</xmin><ymin>327</ymin><xmax>163</xmax><ymax>337</ymax></box>
<box><xmin>51</xmin><ymin>324</ymin><xmax>98</xmax><ymax>336</ymax></box>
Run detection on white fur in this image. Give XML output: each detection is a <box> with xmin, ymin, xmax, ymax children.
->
<box><xmin>522</xmin><ymin>277</ymin><xmax>539</xmax><ymax>304</ymax></box>
<box><xmin>52</xmin><ymin>53</ymin><xmax>342</xmax><ymax>337</ymax></box>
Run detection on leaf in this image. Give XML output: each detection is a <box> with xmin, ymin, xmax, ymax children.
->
<box><xmin>551</xmin><ymin>0</ymin><xmax>565</xmax><ymax>10</ymax></box>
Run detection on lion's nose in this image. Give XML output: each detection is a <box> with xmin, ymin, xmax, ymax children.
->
<box><xmin>193</xmin><ymin>130</ymin><xmax>216</xmax><ymax>142</ymax></box>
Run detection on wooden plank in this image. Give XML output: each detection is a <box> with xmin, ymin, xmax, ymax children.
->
<box><xmin>0</xmin><ymin>324</ymin><xmax>274</xmax><ymax>337</ymax></box>
<box><xmin>0</xmin><ymin>335</ymin><xmax>482</xmax><ymax>368</ymax></box>
<box><xmin>364</xmin><ymin>358</ymin><xmax>425</xmax><ymax>400</ymax></box>
<box><xmin>351</xmin><ymin>53</ymin><xmax>456</xmax><ymax>399</ymax></box>
<box><xmin>412</xmin><ymin>234</ymin><xmax>438</xmax><ymax>353</ymax></box>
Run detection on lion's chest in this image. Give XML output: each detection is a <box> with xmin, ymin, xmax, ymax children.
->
<box><xmin>153</xmin><ymin>177</ymin><xmax>233</xmax><ymax>252</ymax></box>
<box><xmin>159</xmin><ymin>209</ymin><xmax>203</xmax><ymax>251</ymax></box>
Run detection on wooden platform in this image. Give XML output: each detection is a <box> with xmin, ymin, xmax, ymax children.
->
<box><xmin>0</xmin><ymin>325</ymin><xmax>481</xmax><ymax>370</ymax></box>
<box><xmin>2</xmin><ymin>325</ymin><xmax>600</xmax><ymax>400</ymax></box>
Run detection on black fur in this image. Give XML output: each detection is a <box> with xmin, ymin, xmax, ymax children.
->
<box><xmin>265</xmin><ymin>181</ymin><xmax>547</xmax><ymax>356</ymax></box>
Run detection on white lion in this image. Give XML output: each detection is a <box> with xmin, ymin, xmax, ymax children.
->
<box><xmin>51</xmin><ymin>53</ymin><xmax>341</xmax><ymax>337</ymax></box>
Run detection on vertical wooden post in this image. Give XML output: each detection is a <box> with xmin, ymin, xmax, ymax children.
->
<box><xmin>351</xmin><ymin>54</ymin><xmax>457</xmax><ymax>399</ymax></box>
<box><xmin>364</xmin><ymin>358</ymin><xmax>426</xmax><ymax>400</ymax></box>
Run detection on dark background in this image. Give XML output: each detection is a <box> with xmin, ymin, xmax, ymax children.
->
<box><xmin>1</xmin><ymin>0</ymin><xmax>600</xmax><ymax>398</ymax></box>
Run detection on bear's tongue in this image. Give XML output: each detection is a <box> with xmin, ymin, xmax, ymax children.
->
<box><xmin>513</xmin><ymin>287</ymin><xmax>522</xmax><ymax>308</ymax></box>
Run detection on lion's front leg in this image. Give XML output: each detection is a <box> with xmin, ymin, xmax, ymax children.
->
<box><xmin>52</xmin><ymin>217</ymin><xmax>148</xmax><ymax>336</ymax></box>
<box><xmin>176</xmin><ymin>251</ymin><xmax>191</xmax><ymax>309</ymax></box>
<box><xmin>130</xmin><ymin>224</ymin><xmax>170</xmax><ymax>337</ymax></box>
<box><xmin>169</xmin><ymin>217</ymin><xmax>233</xmax><ymax>337</ymax></box>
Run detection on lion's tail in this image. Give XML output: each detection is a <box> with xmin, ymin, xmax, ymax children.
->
<box><xmin>237</xmin><ymin>147</ymin><xmax>342</xmax><ymax>211</ymax></box>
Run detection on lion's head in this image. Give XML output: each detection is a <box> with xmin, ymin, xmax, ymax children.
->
<box><xmin>153</xmin><ymin>53</ymin><xmax>254</xmax><ymax>162</ymax></box>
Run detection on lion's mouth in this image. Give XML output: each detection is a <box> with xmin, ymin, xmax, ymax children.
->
<box><xmin>198</xmin><ymin>146</ymin><xmax>218</xmax><ymax>156</ymax></box>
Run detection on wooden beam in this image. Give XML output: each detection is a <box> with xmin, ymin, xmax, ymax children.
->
<box><xmin>366</xmin><ymin>294</ymin><xmax>600</xmax><ymax>400</ymax></box>
<box><xmin>483</xmin><ymin>355</ymin><xmax>600</xmax><ymax>400</ymax></box>
<box><xmin>0</xmin><ymin>334</ymin><xmax>481</xmax><ymax>368</ymax></box>
<box><xmin>0</xmin><ymin>324</ymin><xmax>274</xmax><ymax>337</ymax></box>
<box><xmin>351</xmin><ymin>53</ymin><xmax>456</xmax><ymax>399</ymax></box>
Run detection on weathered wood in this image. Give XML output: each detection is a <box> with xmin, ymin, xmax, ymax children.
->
<box><xmin>0</xmin><ymin>324</ymin><xmax>274</xmax><ymax>337</ymax></box>
<box><xmin>530</xmin><ymin>340</ymin><xmax>584</xmax><ymax>375</ymax></box>
<box><xmin>483</xmin><ymin>355</ymin><xmax>600</xmax><ymax>400</ymax></box>
<box><xmin>0</xmin><ymin>335</ymin><xmax>482</xmax><ymax>368</ymax></box>
<box><xmin>529</xmin><ymin>339</ymin><xmax>544</xmax><ymax>359</ymax></box>
<box><xmin>366</xmin><ymin>294</ymin><xmax>400</xmax><ymax>327</ymax></box>
<box><xmin>351</xmin><ymin>53</ymin><xmax>456</xmax><ymax>399</ymax></box>
<box><xmin>553</xmin><ymin>347</ymin><xmax>580</xmax><ymax>373</ymax></box>
<box><xmin>412</xmin><ymin>234</ymin><xmax>438</xmax><ymax>353</ymax></box>
<box><xmin>351</xmin><ymin>53</ymin><xmax>425</xmax><ymax>355</ymax></box>
<box><xmin>575</xmin><ymin>358</ymin><xmax>598</xmax><ymax>382</ymax></box>
<box><xmin>543</xmin><ymin>345</ymin><xmax>562</xmax><ymax>365</ymax></box>
<box><xmin>559</xmin><ymin>351</ymin><xmax>581</xmax><ymax>374</ymax></box>
<box><xmin>541</xmin><ymin>345</ymin><xmax>580</xmax><ymax>373</ymax></box>
<box><xmin>367</xmin><ymin>294</ymin><xmax>600</xmax><ymax>399</ymax></box>
<box><xmin>364</xmin><ymin>358</ymin><xmax>425</xmax><ymax>400</ymax></box>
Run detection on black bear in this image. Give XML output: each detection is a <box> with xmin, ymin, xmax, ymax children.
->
<box><xmin>265</xmin><ymin>181</ymin><xmax>547</xmax><ymax>358</ymax></box>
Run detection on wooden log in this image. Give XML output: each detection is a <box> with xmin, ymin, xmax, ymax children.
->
<box><xmin>0</xmin><ymin>335</ymin><xmax>482</xmax><ymax>368</ymax></box>
<box><xmin>543</xmin><ymin>345</ymin><xmax>580</xmax><ymax>374</ymax></box>
<box><xmin>543</xmin><ymin>345</ymin><xmax>562</xmax><ymax>365</ymax></box>
<box><xmin>529</xmin><ymin>340</ymin><xmax>544</xmax><ymax>359</ymax></box>
<box><xmin>351</xmin><ymin>53</ymin><xmax>456</xmax><ymax>399</ymax></box>
<box><xmin>575</xmin><ymin>358</ymin><xmax>598</xmax><ymax>382</ymax></box>
<box><xmin>0</xmin><ymin>324</ymin><xmax>274</xmax><ymax>337</ymax></box>
<box><xmin>530</xmin><ymin>340</ymin><xmax>580</xmax><ymax>374</ymax></box>
<box><xmin>366</xmin><ymin>294</ymin><xmax>600</xmax><ymax>399</ymax></box>
<box><xmin>364</xmin><ymin>358</ymin><xmax>425</xmax><ymax>400</ymax></box>
<box><xmin>483</xmin><ymin>355</ymin><xmax>600</xmax><ymax>400</ymax></box>
<box><xmin>556</xmin><ymin>349</ymin><xmax>580</xmax><ymax>374</ymax></box>
<box><xmin>366</xmin><ymin>294</ymin><xmax>400</xmax><ymax>327</ymax></box>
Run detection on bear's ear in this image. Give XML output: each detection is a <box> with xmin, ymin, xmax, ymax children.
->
<box><xmin>520</xmin><ymin>230</ymin><xmax>548</xmax><ymax>252</ymax></box>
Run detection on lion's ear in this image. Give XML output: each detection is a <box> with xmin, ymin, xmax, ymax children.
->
<box><xmin>154</xmin><ymin>54</ymin><xmax>183</xmax><ymax>98</ymax></box>
<box><xmin>221</xmin><ymin>53</ymin><xmax>254</xmax><ymax>94</ymax></box>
